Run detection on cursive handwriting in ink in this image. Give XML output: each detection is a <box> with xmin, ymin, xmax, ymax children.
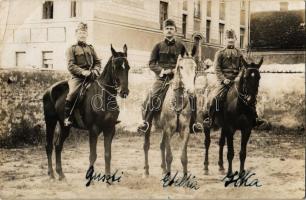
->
<box><xmin>222</xmin><ymin>170</ymin><xmax>262</xmax><ymax>187</ymax></box>
<box><xmin>85</xmin><ymin>166</ymin><xmax>123</xmax><ymax>187</ymax></box>
<box><xmin>161</xmin><ymin>171</ymin><xmax>200</xmax><ymax>190</ymax></box>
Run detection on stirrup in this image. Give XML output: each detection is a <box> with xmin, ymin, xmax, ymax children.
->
<box><xmin>137</xmin><ymin>121</ymin><xmax>149</xmax><ymax>134</ymax></box>
<box><xmin>64</xmin><ymin>118</ymin><xmax>72</xmax><ymax>127</ymax></box>
<box><xmin>191</xmin><ymin>122</ymin><xmax>203</xmax><ymax>134</ymax></box>
<box><xmin>203</xmin><ymin>118</ymin><xmax>211</xmax><ymax>128</ymax></box>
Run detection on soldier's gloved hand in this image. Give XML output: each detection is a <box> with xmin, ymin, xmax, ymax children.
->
<box><xmin>81</xmin><ymin>70</ymin><xmax>92</xmax><ymax>78</ymax></box>
<box><xmin>223</xmin><ymin>79</ymin><xmax>231</xmax><ymax>85</ymax></box>
<box><xmin>91</xmin><ymin>69</ymin><xmax>100</xmax><ymax>79</ymax></box>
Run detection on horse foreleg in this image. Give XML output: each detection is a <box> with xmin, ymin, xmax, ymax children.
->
<box><xmin>218</xmin><ymin>128</ymin><xmax>226</xmax><ymax>172</ymax></box>
<box><xmin>143</xmin><ymin>124</ymin><xmax>152</xmax><ymax>177</ymax></box>
<box><xmin>240</xmin><ymin>128</ymin><xmax>251</xmax><ymax>173</ymax></box>
<box><xmin>160</xmin><ymin>131</ymin><xmax>166</xmax><ymax>174</ymax></box>
<box><xmin>181</xmin><ymin>130</ymin><xmax>190</xmax><ymax>175</ymax></box>
<box><xmin>104</xmin><ymin>126</ymin><xmax>115</xmax><ymax>176</ymax></box>
<box><xmin>204</xmin><ymin>127</ymin><xmax>211</xmax><ymax>174</ymax></box>
<box><xmin>55</xmin><ymin>125</ymin><xmax>70</xmax><ymax>180</ymax></box>
<box><xmin>89</xmin><ymin>127</ymin><xmax>99</xmax><ymax>170</ymax></box>
<box><xmin>165</xmin><ymin>129</ymin><xmax>173</xmax><ymax>175</ymax></box>
<box><xmin>45</xmin><ymin>118</ymin><xmax>57</xmax><ymax>179</ymax></box>
<box><xmin>226</xmin><ymin>132</ymin><xmax>234</xmax><ymax>176</ymax></box>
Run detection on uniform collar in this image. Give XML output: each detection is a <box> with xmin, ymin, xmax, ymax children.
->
<box><xmin>164</xmin><ymin>37</ymin><xmax>176</xmax><ymax>45</ymax></box>
<box><xmin>77</xmin><ymin>41</ymin><xmax>87</xmax><ymax>47</ymax></box>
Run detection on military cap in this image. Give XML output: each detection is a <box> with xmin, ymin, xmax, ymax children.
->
<box><xmin>76</xmin><ymin>22</ymin><xmax>88</xmax><ymax>32</ymax></box>
<box><xmin>163</xmin><ymin>19</ymin><xmax>176</xmax><ymax>28</ymax></box>
<box><xmin>225</xmin><ymin>29</ymin><xmax>237</xmax><ymax>39</ymax></box>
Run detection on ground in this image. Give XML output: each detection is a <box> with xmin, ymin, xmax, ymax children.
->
<box><xmin>0</xmin><ymin>130</ymin><xmax>304</xmax><ymax>199</ymax></box>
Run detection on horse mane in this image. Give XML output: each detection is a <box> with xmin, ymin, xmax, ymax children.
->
<box><xmin>99</xmin><ymin>56</ymin><xmax>113</xmax><ymax>80</ymax></box>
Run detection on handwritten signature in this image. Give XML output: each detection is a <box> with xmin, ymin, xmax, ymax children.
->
<box><xmin>85</xmin><ymin>166</ymin><xmax>123</xmax><ymax>187</ymax></box>
<box><xmin>222</xmin><ymin>170</ymin><xmax>262</xmax><ymax>187</ymax></box>
<box><xmin>161</xmin><ymin>171</ymin><xmax>200</xmax><ymax>190</ymax></box>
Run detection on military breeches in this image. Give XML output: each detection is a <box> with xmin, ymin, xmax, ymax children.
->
<box><xmin>66</xmin><ymin>77</ymin><xmax>84</xmax><ymax>102</ymax></box>
<box><xmin>141</xmin><ymin>77</ymin><xmax>171</xmax><ymax>122</ymax></box>
<box><xmin>211</xmin><ymin>84</ymin><xmax>231</xmax><ymax>112</ymax></box>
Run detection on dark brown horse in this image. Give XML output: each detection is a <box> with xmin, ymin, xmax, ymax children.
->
<box><xmin>43</xmin><ymin>45</ymin><xmax>130</xmax><ymax>180</ymax></box>
<box><xmin>202</xmin><ymin>57</ymin><xmax>263</xmax><ymax>176</ymax></box>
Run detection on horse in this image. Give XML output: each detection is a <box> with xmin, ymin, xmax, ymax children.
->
<box><xmin>143</xmin><ymin>52</ymin><xmax>198</xmax><ymax>176</ymax></box>
<box><xmin>202</xmin><ymin>57</ymin><xmax>263</xmax><ymax>176</ymax></box>
<box><xmin>43</xmin><ymin>44</ymin><xmax>130</xmax><ymax>180</ymax></box>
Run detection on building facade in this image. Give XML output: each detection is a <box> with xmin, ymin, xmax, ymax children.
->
<box><xmin>0</xmin><ymin>0</ymin><xmax>249</xmax><ymax>70</ymax></box>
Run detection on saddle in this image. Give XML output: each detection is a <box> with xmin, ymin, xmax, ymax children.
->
<box><xmin>49</xmin><ymin>80</ymin><xmax>92</xmax><ymax>130</ymax></box>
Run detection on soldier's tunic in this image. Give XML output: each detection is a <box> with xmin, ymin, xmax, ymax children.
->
<box><xmin>142</xmin><ymin>38</ymin><xmax>187</xmax><ymax>122</ymax></box>
<box><xmin>213</xmin><ymin>47</ymin><xmax>243</xmax><ymax>100</ymax></box>
<box><xmin>66</xmin><ymin>42</ymin><xmax>101</xmax><ymax>101</ymax></box>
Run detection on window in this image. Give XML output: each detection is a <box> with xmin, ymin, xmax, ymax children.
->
<box><xmin>219</xmin><ymin>23</ymin><xmax>225</xmax><ymax>45</ymax></box>
<box><xmin>240</xmin><ymin>28</ymin><xmax>245</xmax><ymax>48</ymax></box>
<box><xmin>207</xmin><ymin>0</ymin><xmax>211</xmax><ymax>17</ymax></box>
<box><xmin>16</xmin><ymin>52</ymin><xmax>26</xmax><ymax>67</ymax></box>
<box><xmin>194</xmin><ymin>0</ymin><xmax>201</xmax><ymax>19</ymax></box>
<box><xmin>240</xmin><ymin>0</ymin><xmax>246</xmax><ymax>26</ymax></box>
<box><xmin>42</xmin><ymin>51</ymin><xmax>53</xmax><ymax>69</ymax></box>
<box><xmin>42</xmin><ymin>1</ymin><xmax>53</xmax><ymax>19</ymax></box>
<box><xmin>183</xmin><ymin>0</ymin><xmax>188</xmax><ymax>11</ymax></box>
<box><xmin>159</xmin><ymin>1</ymin><xmax>168</xmax><ymax>30</ymax></box>
<box><xmin>219</xmin><ymin>0</ymin><xmax>225</xmax><ymax>20</ymax></box>
<box><xmin>206</xmin><ymin>20</ymin><xmax>211</xmax><ymax>43</ymax></box>
<box><xmin>71</xmin><ymin>1</ymin><xmax>77</xmax><ymax>18</ymax></box>
<box><xmin>182</xmin><ymin>14</ymin><xmax>187</xmax><ymax>38</ymax></box>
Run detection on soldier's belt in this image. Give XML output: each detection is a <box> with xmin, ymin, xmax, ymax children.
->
<box><xmin>159</xmin><ymin>64</ymin><xmax>176</xmax><ymax>69</ymax></box>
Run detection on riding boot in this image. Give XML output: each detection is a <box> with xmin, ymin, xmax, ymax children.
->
<box><xmin>137</xmin><ymin>108</ymin><xmax>154</xmax><ymax>134</ymax></box>
<box><xmin>189</xmin><ymin>96</ymin><xmax>202</xmax><ymax>133</ymax></box>
<box><xmin>253</xmin><ymin>108</ymin><xmax>265</xmax><ymax>127</ymax></box>
<box><xmin>64</xmin><ymin>100</ymin><xmax>73</xmax><ymax>127</ymax></box>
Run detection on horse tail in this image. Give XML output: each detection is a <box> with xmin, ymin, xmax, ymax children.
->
<box><xmin>42</xmin><ymin>89</ymin><xmax>57</xmax><ymax>120</ymax></box>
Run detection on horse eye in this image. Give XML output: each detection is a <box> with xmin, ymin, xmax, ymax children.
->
<box><xmin>180</xmin><ymin>66</ymin><xmax>183</xmax><ymax>69</ymax></box>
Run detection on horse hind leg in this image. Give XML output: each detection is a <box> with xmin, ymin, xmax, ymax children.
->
<box><xmin>204</xmin><ymin>127</ymin><xmax>211</xmax><ymax>175</ymax></box>
<box><xmin>143</xmin><ymin>124</ymin><xmax>152</xmax><ymax>177</ymax></box>
<box><xmin>88</xmin><ymin>127</ymin><xmax>99</xmax><ymax>170</ymax></box>
<box><xmin>45</xmin><ymin>117</ymin><xmax>57</xmax><ymax>179</ymax></box>
<box><xmin>55</xmin><ymin>124</ymin><xmax>70</xmax><ymax>180</ymax></box>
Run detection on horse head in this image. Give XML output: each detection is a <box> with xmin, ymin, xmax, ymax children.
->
<box><xmin>239</xmin><ymin>57</ymin><xmax>263</xmax><ymax>104</ymax></box>
<box><xmin>110</xmin><ymin>44</ymin><xmax>130</xmax><ymax>98</ymax></box>
<box><xmin>173</xmin><ymin>51</ymin><xmax>197</xmax><ymax>96</ymax></box>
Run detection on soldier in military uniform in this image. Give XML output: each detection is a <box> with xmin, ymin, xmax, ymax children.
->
<box><xmin>64</xmin><ymin>22</ymin><xmax>101</xmax><ymax>127</ymax></box>
<box><xmin>204</xmin><ymin>29</ymin><xmax>263</xmax><ymax>127</ymax></box>
<box><xmin>137</xmin><ymin>19</ymin><xmax>198</xmax><ymax>133</ymax></box>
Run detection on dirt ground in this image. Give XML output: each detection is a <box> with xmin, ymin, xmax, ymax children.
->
<box><xmin>0</xmin><ymin>130</ymin><xmax>304</xmax><ymax>200</ymax></box>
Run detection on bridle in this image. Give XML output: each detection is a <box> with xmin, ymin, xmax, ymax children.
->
<box><xmin>95</xmin><ymin>56</ymin><xmax>128</xmax><ymax>97</ymax></box>
<box><xmin>235</xmin><ymin>67</ymin><xmax>260</xmax><ymax>106</ymax></box>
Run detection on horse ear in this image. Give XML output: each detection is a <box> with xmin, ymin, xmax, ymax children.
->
<box><xmin>123</xmin><ymin>44</ymin><xmax>128</xmax><ymax>56</ymax></box>
<box><xmin>241</xmin><ymin>56</ymin><xmax>248</xmax><ymax>68</ymax></box>
<box><xmin>111</xmin><ymin>44</ymin><xmax>117</xmax><ymax>56</ymax></box>
<box><xmin>257</xmin><ymin>57</ymin><xmax>263</xmax><ymax>68</ymax></box>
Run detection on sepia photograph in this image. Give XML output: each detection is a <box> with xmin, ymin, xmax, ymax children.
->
<box><xmin>0</xmin><ymin>0</ymin><xmax>305</xmax><ymax>199</ymax></box>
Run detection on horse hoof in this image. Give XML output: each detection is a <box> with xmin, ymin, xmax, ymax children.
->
<box><xmin>58</xmin><ymin>175</ymin><xmax>66</xmax><ymax>181</ymax></box>
<box><xmin>48</xmin><ymin>171</ymin><xmax>55</xmax><ymax>179</ymax></box>
<box><xmin>142</xmin><ymin>171</ymin><xmax>149</xmax><ymax>178</ymax></box>
<box><xmin>204</xmin><ymin>170</ymin><xmax>209</xmax><ymax>175</ymax></box>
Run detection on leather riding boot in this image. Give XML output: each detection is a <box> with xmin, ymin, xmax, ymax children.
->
<box><xmin>64</xmin><ymin>100</ymin><xmax>73</xmax><ymax>127</ymax></box>
<box><xmin>189</xmin><ymin>96</ymin><xmax>202</xmax><ymax>133</ymax></box>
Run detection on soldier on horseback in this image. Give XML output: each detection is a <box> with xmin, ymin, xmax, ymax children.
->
<box><xmin>204</xmin><ymin>29</ymin><xmax>264</xmax><ymax>127</ymax></box>
<box><xmin>64</xmin><ymin>22</ymin><xmax>101</xmax><ymax>127</ymax></box>
<box><xmin>137</xmin><ymin>19</ymin><xmax>198</xmax><ymax>134</ymax></box>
